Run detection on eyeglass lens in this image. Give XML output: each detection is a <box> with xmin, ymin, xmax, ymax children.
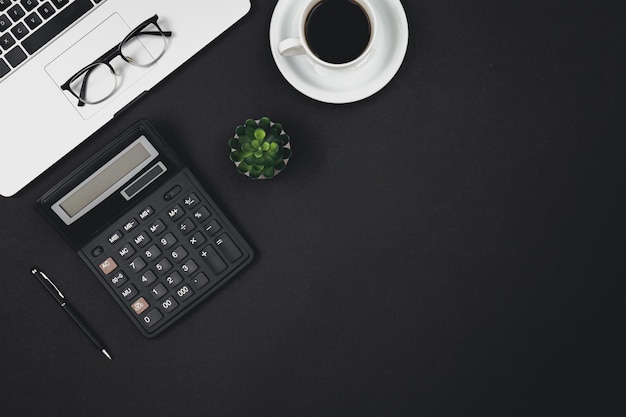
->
<box><xmin>121</xmin><ymin>23</ymin><xmax>167</xmax><ymax>67</ymax></box>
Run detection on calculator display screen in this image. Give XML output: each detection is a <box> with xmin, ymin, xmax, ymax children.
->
<box><xmin>52</xmin><ymin>136</ymin><xmax>159</xmax><ymax>225</ymax></box>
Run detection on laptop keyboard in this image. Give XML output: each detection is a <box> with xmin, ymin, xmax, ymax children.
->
<box><xmin>0</xmin><ymin>0</ymin><xmax>105</xmax><ymax>80</ymax></box>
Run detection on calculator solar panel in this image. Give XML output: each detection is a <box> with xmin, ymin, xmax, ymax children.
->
<box><xmin>36</xmin><ymin>119</ymin><xmax>254</xmax><ymax>337</ymax></box>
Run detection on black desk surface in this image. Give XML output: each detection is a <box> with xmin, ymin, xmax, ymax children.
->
<box><xmin>0</xmin><ymin>1</ymin><xmax>621</xmax><ymax>415</ymax></box>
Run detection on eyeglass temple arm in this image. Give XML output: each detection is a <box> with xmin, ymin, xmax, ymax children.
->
<box><xmin>137</xmin><ymin>30</ymin><xmax>172</xmax><ymax>37</ymax></box>
<box><xmin>76</xmin><ymin>68</ymin><xmax>95</xmax><ymax>107</ymax></box>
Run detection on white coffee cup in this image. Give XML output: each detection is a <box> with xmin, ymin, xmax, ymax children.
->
<box><xmin>278</xmin><ymin>0</ymin><xmax>377</xmax><ymax>69</ymax></box>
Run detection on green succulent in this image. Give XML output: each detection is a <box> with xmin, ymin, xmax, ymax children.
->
<box><xmin>229</xmin><ymin>117</ymin><xmax>292</xmax><ymax>179</ymax></box>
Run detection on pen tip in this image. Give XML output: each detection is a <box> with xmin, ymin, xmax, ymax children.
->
<box><xmin>102</xmin><ymin>349</ymin><xmax>112</xmax><ymax>360</ymax></box>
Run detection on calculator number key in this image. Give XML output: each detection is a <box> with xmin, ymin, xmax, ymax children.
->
<box><xmin>180</xmin><ymin>259</ymin><xmax>198</xmax><ymax>276</ymax></box>
<box><xmin>175</xmin><ymin>285</ymin><xmax>194</xmax><ymax>302</ymax></box>
<box><xmin>155</xmin><ymin>258</ymin><xmax>172</xmax><ymax>274</ymax></box>
<box><xmin>129</xmin><ymin>256</ymin><xmax>147</xmax><ymax>273</ymax></box>
<box><xmin>170</xmin><ymin>246</ymin><xmax>188</xmax><ymax>262</ymax></box>
<box><xmin>142</xmin><ymin>309</ymin><xmax>163</xmax><ymax>328</ymax></box>
<box><xmin>161</xmin><ymin>296</ymin><xmax>178</xmax><ymax>313</ymax></box>
<box><xmin>151</xmin><ymin>283</ymin><xmax>168</xmax><ymax>300</ymax></box>
<box><xmin>140</xmin><ymin>270</ymin><xmax>157</xmax><ymax>286</ymax></box>
<box><xmin>144</xmin><ymin>244</ymin><xmax>162</xmax><ymax>260</ymax></box>
<box><xmin>165</xmin><ymin>271</ymin><xmax>183</xmax><ymax>288</ymax></box>
<box><xmin>159</xmin><ymin>232</ymin><xmax>177</xmax><ymax>249</ymax></box>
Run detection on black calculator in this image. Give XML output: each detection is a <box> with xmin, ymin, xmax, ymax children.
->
<box><xmin>36</xmin><ymin>119</ymin><xmax>254</xmax><ymax>337</ymax></box>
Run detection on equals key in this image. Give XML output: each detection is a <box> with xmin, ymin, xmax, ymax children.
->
<box><xmin>214</xmin><ymin>234</ymin><xmax>242</xmax><ymax>263</ymax></box>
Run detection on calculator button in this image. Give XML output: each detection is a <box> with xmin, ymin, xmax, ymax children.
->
<box><xmin>140</xmin><ymin>270</ymin><xmax>157</xmax><ymax>286</ymax></box>
<box><xmin>108</xmin><ymin>230</ymin><xmax>123</xmax><ymax>244</ymax></box>
<box><xmin>91</xmin><ymin>246</ymin><xmax>104</xmax><ymax>257</ymax></box>
<box><xmin>150</xmin><ymin>283</ymin><xmax>168</xmax><ymax>300</ymax></box>
<box><xmin>121</xmin><ymin>284</ymin><xmax>137</xmax><ymax>300</ymax></box>
<box><xmin>182</xmin><ymin>193</ymin><xmax>199</xmax><ymax>209</ymax></box>
<box><xmin>155</xmin><ymin>258</ymin><xmax>172</xmax><ymax>274</ymax></box>
<box><xmin>191</xmin><ymin>206</ymin><xmax>211</xmax><ymax>222</ymax></box>
<box><xmin>180</xmin><ymin>259</ymin><xmax>198</xmax><ymax>276</ymax></box>
<box><xmin>133</xmin><ymin>231</ymin><xmax>151</xmax><ymax>247</ymax></box>
<box><xmin>178</xmin><ymin>217</ymin><xmax>195</xmax><ymax>235</ymax></box>
<box><xmin>138</xmin><ymin>206</ymin><xmax>154</xmax><ymax>220</ymax></box>
<box><xmin>188</xmin><ymin>231</ymin><xmax>206</xmax><ymax>247</ymax></box>
<box><xmin>131</xmin><ymin>297</ymin><xmax>149</xmax><ymax>315</ymax></box>
<box><xmin>163</xmin><ymin>185</ymin><xmax>182</xmax><ymax>201</ymax></box>
<box><xmin>215</xmin><ymin>234</ymin><xmax>242</xmax><ymax>263</ymax></box>
<box><xmin>142</xmin><ymin>309</ymin><xmax>163</xmax><ymax>327</ymax></box>
<box><xmin>165</xmin><ymin>271</ymin><xmax>183</xmax><ymax>287</ymax></box>
<box><xmin>109</xmin><ymin>271</ymin><xmax>127</xmax><ymax>288</ymax></box>
<box><xmin>129</xmin><ymin>256</ymin><xmax>147</xmax><ymax>273</ymax></box>
<box><xmin>170</xmin><ymin>245</ymin><xmax>188</xmax><ymax>262</ymax></box>
<box><xmin>191</xmin><ymin>273</ymin><xmax>210</xmax><ymax>290</ymax></box>
<box><xmin>159</xmin><ymin>232</ymin><xmax>177</xmax><ymax>249</ymax></box>
<box><xmin>204</xmin><ymin>219</ymin><xmax>221</xmax><ymax>236</ymax></box>
<box><xmin>147</xmin><ymin>218</ymin><xmax>166</xmax><ymax>236</ymax></box>
<box><xmin>167</xmin><ymin>205</ymin><xmax>184</xmax><ymax>221</ymax></box>
<box><xmin>175</xmin><ymin>284</ymin><xmax>194</xmax><ymax>302</ymax></box>
<box><xmin>99</xmin><ymin>257</ymin><xmax>118</xmax><ymax>275</ymax></box>
<box><xmin>123</xmin><ymin>218</ymin><xmax>138</xmax><ymax>232</ymax></box>
<box><xmin>144</xmin><ymin>244</ymin><xmax>162</xmax><ymax>260</ymax></box>
<box><xmin>161</xmin><ymin>296</ymin><xmax>178</xmax><ymax>313</ymax></box>
<box><xmin>118</xmin><ymin>243</ymin><xmax>135</xmax><ymax>259</ymax></box>
<box><xmin>200</xmin><ymin>245</ymin><xmax>227</xmax><ymax>274</ymax></box>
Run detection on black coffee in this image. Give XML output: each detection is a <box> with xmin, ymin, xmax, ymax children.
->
<box><xmin>305</xmin><ymin>0</ymin><xmax>371</xmax><ymax>64</ymax></box>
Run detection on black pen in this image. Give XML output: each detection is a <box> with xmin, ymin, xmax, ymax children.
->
<box><xmin>31</xmin><ymin>267</ymin><xmax>112</xmax><ymax>360</ymax></box>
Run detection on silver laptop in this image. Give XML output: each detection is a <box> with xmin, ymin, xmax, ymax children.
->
<box><xmin>0</xmin><ymin>0</ymin><xmax>250</xmax><ymax>197</ymax></box>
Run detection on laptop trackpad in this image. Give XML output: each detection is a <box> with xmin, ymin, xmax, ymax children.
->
<box><xmin>45</xmin><ymin>13</ymin><xmax>156</xmax><ymax>120</ymax></box>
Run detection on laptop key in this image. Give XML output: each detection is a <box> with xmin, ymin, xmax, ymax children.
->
<box><xmin>0</xmin><ymin>0</ymin><xmax>11</xmax><ymax>12</ymax></box>
<box><xmin>51</xmin><ymin>0</ymin><xmax>69</xmax><ymax>9</ymax></box>
<box><xmin>5</xmin><ymin>46</ymin><xmax>27</xmax><ymax>67</ymax></box>
<box><xmin>7</xmin><ymin>5</ymin><xmax>26</xmax><ymax>22</ymax></box>
<box><xmin>21</xmin><ymin>0</ymin><xmax>39</xmax><ymax>12</ymax></box>
<box><xmin>11</xmin><ymin>22</ymin><xmax>29</xmax><ymax>40</ymax></box>
<box><xmin>0</xmin><ymin>14</ymin><xmax>11</xmax><ymax>32</ymax></box>
<box><xmin>38</xmin><ymin>2</ymin><xmax>56</xmax><ymax>19</ymax></box>
<box><xmin>25</xmin><ymin>12</ymin><xmax>43</xmax><ymax>30</ymax></box>
<box><xmin>0</xmin><ymin>58</ymin><xmax>9</xmax><ymax>78</ymax></box>
<box><xmin>0</xmin><ymin>32</ymin><xmax>15</xmax><ymax>50</ymax></box>
<box><xmin>21</xmin><ymin>0</ymin><xmax>92</xmax><ymax>54</ymax></box>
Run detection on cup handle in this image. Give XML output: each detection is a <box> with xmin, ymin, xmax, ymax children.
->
<box><xmin>278</xmin><ymin>38</ymin><xmax>306</xmax><ymax>56</ymax></box>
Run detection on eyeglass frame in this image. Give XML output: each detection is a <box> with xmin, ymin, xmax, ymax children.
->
<box><xmin>60</xmin><ymin>14</ymin><xmax>172</xmax><ymax>107</ymax></box>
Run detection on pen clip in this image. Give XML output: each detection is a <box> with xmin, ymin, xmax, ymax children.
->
<box><xmin>32</xmin><ymin>268</ymin><xmax>65</xmax><ymax>299</ymax></box>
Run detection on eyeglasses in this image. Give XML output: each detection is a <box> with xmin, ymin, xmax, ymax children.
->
<box><xmin>61</xmin><ymin>15</ymin><xmax>172</xmax><ymax>106</ymax></box>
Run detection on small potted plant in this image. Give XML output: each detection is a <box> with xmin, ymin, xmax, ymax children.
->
<box><xmin>228</xmin><ymin>117</ymin><xmax>292</xmax><ymax>179</ymax></box>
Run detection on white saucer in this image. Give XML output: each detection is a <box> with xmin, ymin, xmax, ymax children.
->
<box><xmin>269</xmin><ymin>0</ymin><xmax>409</xmax><ymax>104</ymax></box>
